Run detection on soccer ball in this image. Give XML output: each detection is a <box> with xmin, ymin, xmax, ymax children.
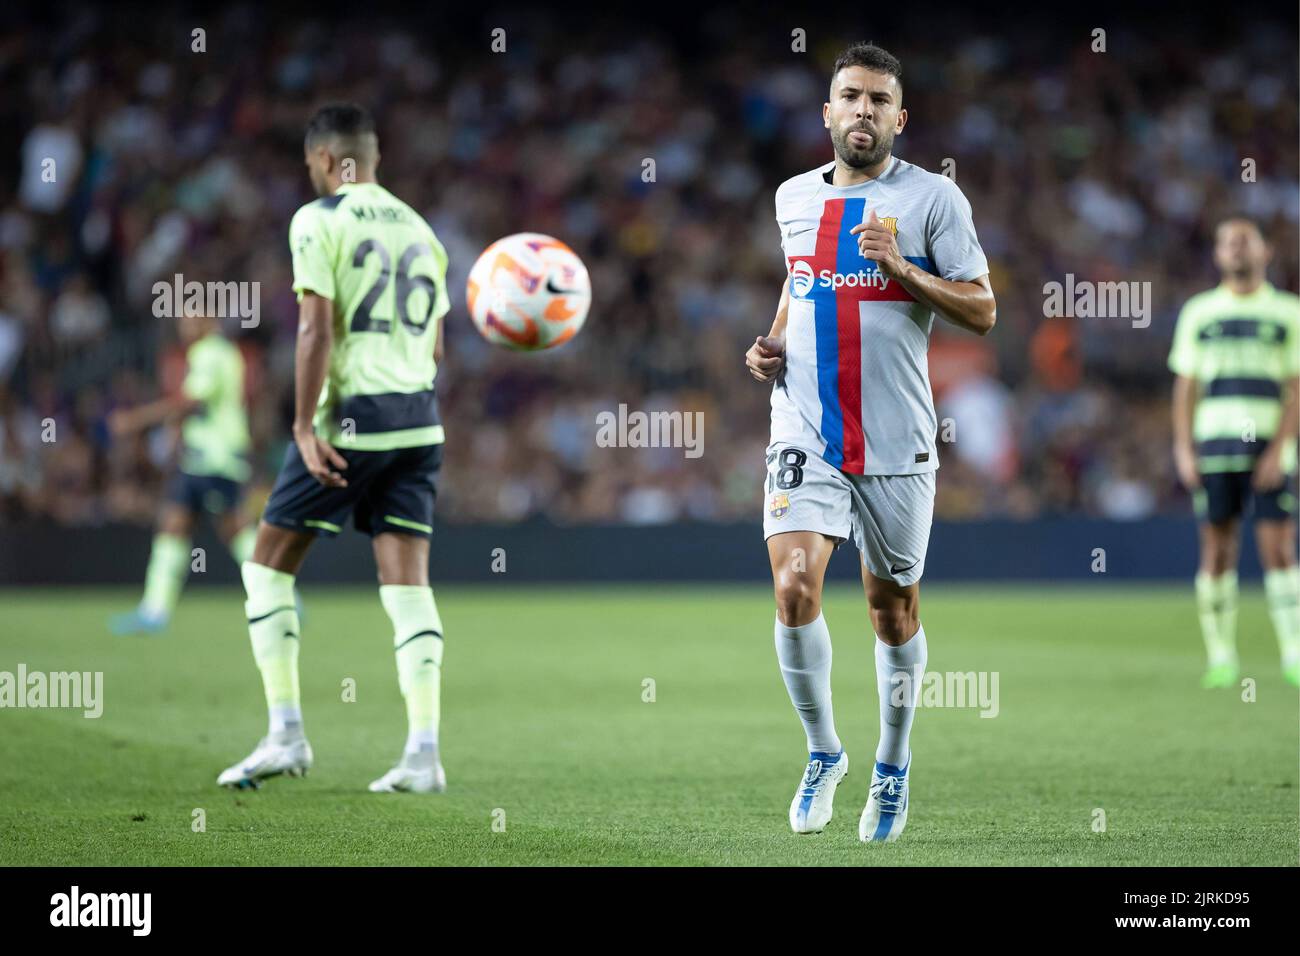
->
<box><xmin>466</xmin><ymin>233</ymin><xmax>591</xmax><ymax>351</ymax></box>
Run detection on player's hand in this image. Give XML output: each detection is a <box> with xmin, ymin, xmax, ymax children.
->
<box><xmin>1173</xmin><ymin>443</ymin><xmax>1201</xmax><ymax>492</ymax></box>
<box><xmin>850</xmin><ymin>210</ymin><xmax>907</xmax><ymax>280</ymax></box>
<box><xmin>294</xmin><ymin>426</ymin><xmax>349</xmax><ymax>488</ymax></box>
<box><xmin>107</xmin><ymin>410</ymin><xmax>131</xmax><ymax>437</ymax></box>
<box><xmin>746</xmin><ymin>335</ymin><xmax>785</xmax><ymax>383</ymax></box>
<box><xmin>1252</xmin><ymin>444</ymin><xmax>1284</xmax><ymax>493</ymax></box>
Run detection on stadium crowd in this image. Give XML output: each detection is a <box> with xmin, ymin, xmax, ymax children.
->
<box><xmin>0</xmin><ymin>6</ymin><xmax>1296</xmax><ymax>526</ymax></box>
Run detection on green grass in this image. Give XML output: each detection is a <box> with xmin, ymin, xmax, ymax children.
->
<box><xmin>0</xmin><ymin>584</ymin><xmax>1296</xmax><ymax>866</ymax></box>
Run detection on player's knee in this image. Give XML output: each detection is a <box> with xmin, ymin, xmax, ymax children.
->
<box><xmin>1258</xmin><ymin>529</ymin><xmax>1294</xmax><ymax>570</ymax></box>
<box><xmin>1202</xmin><ymin>543</ymin><xmax>1236</xmax><ymax>576</ymax></box>
<box><xmin>773</xmin><ymin>571</ymin><xmax>821</xmax><ymax>626</ymax></box>
<box><xmin>869</xmin><ymin>603</ymin><xmax>918</xmax><ymax>643</ymax></box>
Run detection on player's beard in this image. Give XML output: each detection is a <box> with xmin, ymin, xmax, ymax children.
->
<box><xmin>309</xmin><ymin>166</ymin><xmax>329</xmax><ymax>197</ymax></box>
<box><xmin>831</xmin><ymin>123</ymin><xmax>893</xmax><ymax>169</ymax></box>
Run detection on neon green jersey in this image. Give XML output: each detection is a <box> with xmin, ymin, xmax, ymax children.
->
<box><xmin>180</xmin><ymin>334</ymin><xmax>251</xmax><ymax>482</ymax></box>
<box><xmin>289</xmin><ymin>181</ymin><xmax>449</xmax><ymax>451</ymax></box>
<box><xmin>1168</xmin><ymin>281</ymin><xmax>1300</xmax><ymax>474</ymax></box>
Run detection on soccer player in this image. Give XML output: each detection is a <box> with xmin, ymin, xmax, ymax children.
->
<box><xmin>1169</xmin><ymin>217</ymin><xmax>1300</xmax><ymax>688</ymax></box>
<box><xmin>217</xmin><ymin>103</ymin><xmax>451</xmax><ymax>793</ymax></box>
<box><xmin>744</xmin><ymin>43</ymin><xmax>995</xmax><ymax>842</ymax></box>
<box><xmin>109</xmin><ymin>306</ymin><xmax>255</xmax><ymax>635</ymax></box>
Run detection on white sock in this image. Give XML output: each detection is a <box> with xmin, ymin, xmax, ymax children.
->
<box><xmin>774</xmin><ymin>612</ymin><xmax>841</xmax><ymax>754</ymax></box>
<box><xmin>875</xmin><ymin>624</ymin><xmax>927</xmax><ymax>769</ymax></box>
<box><xmin>241</xmin><ymin>561</ymin><xmax>303</xmax><ymax>740</ymax></box>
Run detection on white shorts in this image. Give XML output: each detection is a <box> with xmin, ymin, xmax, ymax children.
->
<box><xmin>761</xmin><ymin>442</ymin><xmax>935</xmax><ymax>587</ymax></box>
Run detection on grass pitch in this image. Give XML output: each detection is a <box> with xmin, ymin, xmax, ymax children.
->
<box><xmin>1</xmin><ymin>584</ymin><xmax>1296</xmax><ymax>866</ymax></box>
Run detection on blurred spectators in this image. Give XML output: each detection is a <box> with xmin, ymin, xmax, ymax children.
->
<box><xmin>0</xmin><ymin>4</ymin><xmax>1295</xmax><ymax>526</ymax></box>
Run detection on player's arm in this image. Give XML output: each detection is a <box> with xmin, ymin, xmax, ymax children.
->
<box><xmin>109</xmin><ymin>394</ymin><xmax>203</xmax><ymax>436</ymax></box>
<box><xmin>745</xmin><ymin>277</ymin><xmax>789</xmax><ymax>383</ymax></box>
<box><xmin>1254</xmin><ymin>375</ymin><xmax>1299</xmax><ymax>491</ymax></box>
<box><xmin>292</xmin><ymin>292</ymin><xmax>348</xmax><ymax>488</ymax></box>
<box><xmin>1171</xmin><ymin>374</ymin><xmax>1201</xmax><ymax>491</ymax></box>
<box><xmin>851</xmin><ymin>210</ymin><xmax>995</xmax><ymax>335</ymax></box>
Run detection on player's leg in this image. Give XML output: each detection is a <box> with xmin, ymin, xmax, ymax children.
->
<box><xmin>769</xmin><ymin>530</ymin><xmax>841</xmax><ymax>749</ymax></box>
<box><xmin>859</xmin><ymin>566</ymin><xmax>924</xmax><ymax>842</ymax></box>
<box><xmin>769</xmin><ymin>531</ymin><xmax>846</xmax><ymax>832</ymax></box>
<box><xmin>215</xmin><ymin>495</ymin><xmax>257</xmax><ymax>565</ymax></box>
<box><xmin>1193</xmin><ymin>474</ymin><xmax>1243</xmax><ymax>688</ymax></box>
<box><xmin>849</xmin><ymin>471</ymin><xmax>934</xmax><ymax>843</ymax></box>
<box><xmin>762</xmin><ymin>444</ymin><xmax>853</xmax><ymax>833</ymax></box>
<box><xmin>362</xmin><ymin>443</ymin><xmax>447</xmax><ymax>794</ymax></box>
<box><xmin>217</xmin><ymin>521</ymin><xmax>316</xmax><ymax>789</ymax></box>
<box><xmin>218</xmin><ymin>441</ymin><xmax>355</xmax><ymax>789</ymax></box>
<box><xmin>110</xmin><ymin>491</ymin><xmax>196</xmax><ymax>635</ymax></box>
<box><xmin>1254</xmin><ymin>478</ymin><xmax>1300</xmax><ymax>684</ymax></box>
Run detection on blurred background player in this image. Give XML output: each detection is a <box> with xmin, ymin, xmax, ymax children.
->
<box><xmin>1170</xmin><ymin>216</ymin><xmax>1300</xmax><ymax>688</ymax></box>
<box><xmin>217</xmin><ymin>104</ymin><xmax>452</xmax><ymax>794</ymax></box>
<box><xmin>746</xmin><ymin>43</ymin><xmax>995</xmax><ymax>842</ymax></box>
<box><xmin>107</xmin><ymin>305</ymin><xmax>254</xmax><ymax>634</ymax></box>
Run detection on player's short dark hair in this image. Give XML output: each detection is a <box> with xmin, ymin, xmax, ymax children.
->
<box><xmin>831</xmin><ymin>42</ymin><xmax>903</xmax><ymax>96</ymax></box>
<box><xmin>304</xmin><ymin>102</ymin><xmax>378</xmax><ymax>159</ymax></box>
<box><xmin>1215</xmin><ymin>214</ymin><xmax>1264</xmax><ymax>238</ymax></box>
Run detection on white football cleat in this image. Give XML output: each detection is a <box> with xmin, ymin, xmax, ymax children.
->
<box><xmin>217</xmin><ymin>735</ymin><xmax>313</xmax><ymax>789</ymax></box>
<box><xmin>789</xmin><ymin>750</ymin><xmax>848</xmax><ymax>834</ymax></box>
<box><xmin>859</xmin><ymin>755</ymin><xmax>910</xmax><ymax>843</ymax></box>
<box><xmin>368</xmin><ymin>756</ymin><xmax>446</xmax><ymax>794</ymax></box>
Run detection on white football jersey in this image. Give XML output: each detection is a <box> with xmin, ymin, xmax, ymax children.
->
<box><xmin>771</xmin><ymin>157</ymin><xmax>988</xmax><ymax>475</ymax></box>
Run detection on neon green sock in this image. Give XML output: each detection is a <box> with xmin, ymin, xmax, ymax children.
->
<box><xmin>380</xmin><ymin>585</ymin><xmax>444</xmax><ymax>754</ymax></box>
<box><xmin>241</xmin><ymin>561</ymin><xmax>302</xmax><ymax>734</ymax></box>
<box><xmin>1217</xmin><ymin>570</ymin><xmax>1238</xmax><ymax>659</ymax></box>
<box><xmin>1195</xmin><ymin>571</ymin><xmax>1235</xmax><ymax>667</ymax></box>
<box><xmin>140</xmin><ymin>533</ymin><xmax>191</xmax><ymax>620</ymax></box>
<box><xmin>229</xmin><ymin>525</ymin><xmax>257</xmax><ymax>565</ymax></box>
<box><xmin>1264</xmin><ymin>567</ymin><xmax>1300</xmax><ymax>668</ymax></box>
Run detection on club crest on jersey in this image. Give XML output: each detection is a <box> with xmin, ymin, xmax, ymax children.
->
<box><xmin>769</xmin><ymin>492</ymin><xmax>790</xmax><ymax>519</ymax></box>
<box><xmin>879</xmin><ymin>216</ymin><xmax>899</xmax><ymax>236</ymax></box>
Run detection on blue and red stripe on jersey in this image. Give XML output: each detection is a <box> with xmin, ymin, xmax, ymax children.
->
<box><xmin>787</xmin><ymin>197</ymin><xmax>934</xmax><ymax>474</ymax></box>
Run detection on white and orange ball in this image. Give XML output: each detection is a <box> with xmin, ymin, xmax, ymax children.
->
<box><xmin>466</xmin><ymin>233</ymin><xmax>591</xmax><ymax>351</ymax></box>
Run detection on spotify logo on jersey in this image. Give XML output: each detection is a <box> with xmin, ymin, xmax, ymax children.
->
<box><xmin>789</xmin><ymin>260</ymin><xmax>815</xmax><ymax>298</ymax></box>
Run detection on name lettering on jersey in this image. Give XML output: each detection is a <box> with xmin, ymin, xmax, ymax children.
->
<box><xmin>349</xmin><ymin>205</ymin><xmax>412</xmax><ymax>224</ymax></box>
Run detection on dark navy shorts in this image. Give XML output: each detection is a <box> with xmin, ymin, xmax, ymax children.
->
<box><xmin>166</xmin><ymin>470</ymin><xmax>244</xmax><ymax>516</ymax></box>
<box><xmin>1195</xmin><ymin>471</ymin><xmax>1298</xmax><ymax>525</ymax></box>
<box><xmin>262</xmin><ymin>441</ymin><xmax>443</xmax><ymax>538</ymax></box>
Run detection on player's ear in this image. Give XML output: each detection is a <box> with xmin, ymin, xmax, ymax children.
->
<box><xmin>822</xmin><ymin>101</ymin><xmax>830</xmax><ymax>130</ymax></box>
<box><xmin>895</xmin><ymin>108</ymin><xmax>908</xmax><ymax>134</ymax></box>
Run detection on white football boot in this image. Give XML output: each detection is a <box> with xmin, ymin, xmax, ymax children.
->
<box><xmin>368</xmin><ymin>753</ymin><xmax>446</xmax><ymax>793</ymax></box>
<box><xmin>789</xmin><ymin>750</ymin><xmax>849</xmax><ymax>833</ymax></box>
<box><xmin>859</xmin><ymin>754</ymin><xmax>910</xmax><ymax>842</ymax></box>
<box><xmin>217</xmin><ymin>735</ymin><xmax>313</xmax><ymax>789</ymax></box>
